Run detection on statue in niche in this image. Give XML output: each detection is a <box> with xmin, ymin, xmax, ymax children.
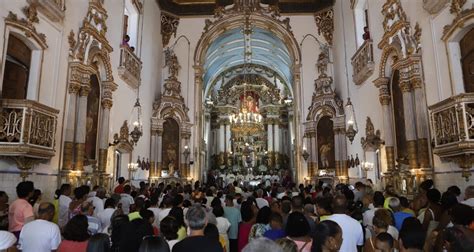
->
<box><xmin>316</xmin><ymin>50</ymin><xmax>329</xmax><ymax>76</ymax></box>
<box><xmin>166</xmin><ymin>143</ymin><xmax>178</xmax><ymax>176</ymax></box>
<box><xmin>319</xmin><ymin>139</ymin><xmax>332</xmax><ymax>168</ymax></box>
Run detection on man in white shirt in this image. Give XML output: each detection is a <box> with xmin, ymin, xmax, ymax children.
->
<box><xmin>88</xmin><ymin>186</ymin><xmax>105</xmax><ymax>216</ymax></box>
<box><xmin>461</xmin><ymin>185</ymin><xmax>474</xmax><ymax>207</ymax></box>
<box><xmin>363</xmin><ymin>191</ymin><xmax>385</xmax><ymax>229</ymax></box>
<box><xmin>119</xmin><ymin>185</ymin><xmax>135</xmax><ymax>214</ymax></box>
<box><xmin>328</xmin><ymin>195</ymin><xmax>364</xmax><ymax>252</ymax></box>
<box><xmin>158</xmin><ymin>196</ymin><xmax>173</xmax><ymax>222</ymax></box>
<box><xmin>58</xmin><ymin>184</ymin><xmax>72</xmax><ymax>229</ymax></box>
<box><xmin>19</xmin><ymin>202</ymin><xmax>61</xmax><ymax>252</ymax></box>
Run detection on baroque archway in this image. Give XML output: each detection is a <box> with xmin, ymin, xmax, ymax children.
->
<box><xmin>61</xmin><ymin>0</ymin><xmax>117</xmax><ymax>187</ymax></box>
<box><xmin>373</xmin><ymin>0</ymin><xmax>431</xmax><ymax>194</ymax></box>
<box><xmin>193</xmin><ymin>0</ymin><xmax>303</xmax><ymax>182</ymax></box>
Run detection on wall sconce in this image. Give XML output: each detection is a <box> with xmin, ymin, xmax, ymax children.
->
<box><xmin>302</xmin><ymin>147</ymin><xmax>309</xmax><ymax>161</ymax></box>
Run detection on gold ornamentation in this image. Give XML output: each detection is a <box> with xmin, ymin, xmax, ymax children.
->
<box><xmin>450</xmin><ymin>0</ymin><xmax>467</xmax><ymax>15</ymax></box>
<box><xmin>442</xmin><ymin>8</ymin><xmax>474</xmax><ymax>41</ymax></box>
<box><xmin>417</xmin><ymin>138</ymin><xmax>430</xmax><ymax>168</ymax></box>
<box><xmin>386</xmin><ymin>146</ymin><xmax>395</xmax><ymax>171</ymax></box>
<box><xmin>314</xmin><ymin>8</ymin><xmax>334</xmax><ymax>46</ymax></box>
<box><xmin>22</xmin><ymin>5</ymin><xmax>39</xmax><ymax>23</ymax></box>
<box><xmin>27</xmin><ymin>0</ymin><xmax>66</xmax><ymax>22</ymax></box>
<box><xmin>68</xmin><ymin>30</ymin><xmax>76</xmax><ymax>49</ymax></box>
<box><xmin>407</xmin><ymin>140</ymin><xmax>418</xmax><ymax>169</ymax></box>
<box><xmin>161</xmin><ymin>12</ymin><xmax>179</xmax><ymax>47</ymax></box>
<box><xmin>63</xmin><ymin>141</ymin><xmax>74</xmax><ymax>170</ymax></box>
<box><xmin>5</xmin><ymin>9</ymin><xmax>47</xmax><ymax>49</ymax></box>
<box><xmin>98</xmin><ymin>149</ymin><xmax>107</xmax><ymax>172</ymax></box>
<box><xmin>101</xmin><ymin>99</ymin><xmax>113</xmax><ymax>109</ymax></box>
<box><xmin>0</xmin><ymin>99</ymin><xmax>59</xmax><ymax>160</ymax></box>
<box><xmin>75</xmin><ymin>143</ymin><xmax>85</xmax><ymax>170</ymax></box>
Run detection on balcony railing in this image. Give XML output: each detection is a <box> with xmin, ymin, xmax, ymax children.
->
<box><xmin>0</xmin><ymin>99</ymin><xmax>59</xmax><ymax>159</ymax></box>
<box><xmin>351</xmin><ymin>40</ymin><xmax>374</xmax><ymax>85</ymax></box>
<box><xmin>429</xmin><ymin>93</ymin><xmax>474</xmax><ymax>157</ymax></box>
<box><xmin>28</xmin><ymin>0</ymin><xmax>66</xmax><ymax>22</ymax></box>
<box><xmin>118</xmin><ymin>45</ymin><xmax>142</xmax><ymax>89</ymax></box>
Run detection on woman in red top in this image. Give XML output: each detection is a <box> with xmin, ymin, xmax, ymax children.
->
<box><xmin>58</xmin><ymin>215</ymin><xmax>90</xmax><ymax>252</ymax></box>
<box><xmin>238</xmin><ymin>200</ymin><xmax>257</xmax><ymax>252</ymax></box>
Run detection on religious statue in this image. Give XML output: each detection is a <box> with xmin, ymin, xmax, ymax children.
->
<box><xmin>165</xmin><ymin>48</ymin><xmax>180</xmax><ymax>79</ymax></box>
<box><xmin>166</xmin><ymin>143</ymin><xmax>177</xmax><ymax>176</ymax></box>
<box><xmin>319</xmin><ymin>140</ymin><xmax>332</xmax><ymax>168</ymax></box>
<box><xmin>316</xmin><ymin>49</ymin><xmax>329</xmax><ymax>76</ymax></box>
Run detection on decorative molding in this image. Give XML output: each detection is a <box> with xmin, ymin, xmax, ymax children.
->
<box><xmin>27</xmin><ymin>0</ymin><xmax>66</xmax><ymax>22</ymax></box>
<box><xmin>314</xmin><ymin>8</ymin><xmax>334</xmax><ymax>46</ymax></box>
<box><xmin>133</xmin><ymin>0</ymin><xmax>144</xmax><ymax>14</ymax></box>
<box><xmin>161</xmin><ymin>12</ymin><xmax>179</xmax><ymax>47</ymax></box>
<box><xmin>450</xmin><ymin>0</ymin><xmax>467</xmax><ymax>15</ymax></box>
<box><xmin>5</xmin><ymin>5</ymin><xmax>47</xmax><ymax>49</ymax></box>
<box><xmin>422</xmin><ymin>0</ymin><xmax>449</xmax><ymax>14</ymax></box>
<box><xmin>442</xmin><ymin>7</ymin><xmax>474</xmax><ymax>41</ymax></box>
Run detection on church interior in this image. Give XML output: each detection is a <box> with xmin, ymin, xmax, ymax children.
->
<box><xmin>0</xmin><ymin>0</ymin><xmax>473</xmax><ymax>200</ymax></box>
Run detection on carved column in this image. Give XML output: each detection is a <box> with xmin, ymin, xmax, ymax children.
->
<box><xmin>74</xmin><ymin>84</ymin><xmax>91</xmax><ymax>170</ymax></box>
<box><xmin>98</xmin><ymin>99</ymin><xmax>112</xmax><ymax>173</ymax></box>
<box><xmin>63</xmin><ymin>81</ymin><xmax>81</xmax><ymax>170</ymax></box>
<box><xmin>412</xmin><ymin>75</ymin><xmax>431</xmax><ymax>170</ymax></box>
<box><xmin>274</xmin><ymin>121</ymin><xmax>280</xmax><ymax>167</ymax></box>
<box><xmin>156</xmin><ymin>129</ymin><xmax>163</xmax><ymax>176</ymax></box>
<box><xmin>375</xmin><ymin>77</ymin><xmax>396</xmax><ymax>173</ymax></box>
<box><xmin>218</xmin><ymin>120</ymin><xmax>225</xmax><ymax>166</ymax></box>
<box><xmin>225</xmin><ymin>123</ymin><xmax>231</xmax><ymax>156</ymax></box>
<box><xmin>150</xmin><ymin>130</ymin><xmax>157</xmax><ymax>177</ymax></box>
<box><xmin>400</xmin><ymin>75</ymin><xmax>419</xmax><ymax>170</ymax></box>
<box><xmin>267</xmin><ymin>122</ymin><xmax>274</xmax><ymax>167</ymax></box>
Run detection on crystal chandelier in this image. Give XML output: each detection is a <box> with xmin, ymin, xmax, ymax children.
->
<box><xmin>230</xmin><ymin>86</ymin><xmax>264</xmax><ymax>135</ymax></box>
<box><xmin>230</xmin><ymin>14</ymin><xmax>264</xmax><ymax>137</ymax></box>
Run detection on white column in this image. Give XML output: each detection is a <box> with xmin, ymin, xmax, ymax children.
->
<box><xmin>65</xmin><ymin>94</ymin><xmax>77</xmax><ymax>143</ymax></box>
<box><xmin>402</xmin><ymin>91</ymin><xmax>417</xmax><ymax>141</ymax></box>
<box><xmin>274</xmin><ymin>124</ymin><xmax>280</xmax><ymax>153</ymax></box>
<box><xmin>225</xmin><ymin>124</ymin><xmax>231</xmax><ymax>153</ymax></box>
<box><xmin>74</xmin><ymin>87</ymin><xmax>89</xmax><ymax>170</ymax></box>
<box><xmin>157</xmin><ymin>133</ymin><xmax>163</xmax><ymax>176</ymax></box>
<box><xmin>219</xmin><ymin>123</ymin><xmax>225</xmax><ymax>153</ymax></box>
<box><xmin>267</xmin><ymin>123</ymin><xmax>273</xmax><ymax>152</ymax></box>
<box><xmin>311</xmin><ymin>135</ymin><xmax>317</xmax><ymax>166</ymax></box>
<box><xmin>150</xmin><ymin>133</ymin><xmax>156</xmax><ymax>176</ymax></box>
<box><xmin>99</xmin><ymin>107</ymin><xmax>110</xmax><ymax>150</ymax></box>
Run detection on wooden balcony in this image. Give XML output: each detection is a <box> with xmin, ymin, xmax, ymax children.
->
<box><xmin>351</xmin><ymin>40</ymin><xmax>374</xmax><ymax>85</ymax></box>
<box><xmin>0</xmin><ymin>99</ymin><xmax>59</xmax><ymax>159</ymax></box>
<box><xmin>118</xmin><ymin>46</ymin><xmax>142</xmax><ymax>89</ymax></box>
<box><xmin>429</xmin><ymin>93</ymin><xmax>474</xmax><ymax>180</ymax></box>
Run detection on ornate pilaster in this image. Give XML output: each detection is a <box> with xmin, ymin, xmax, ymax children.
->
<box><xmin>399</xmin><ymin>74</ymin><xmax>418</xmax><ymax>170</ymax></box>
<box><xmin>75</xmin><ymin>85</ymin><xmax>91</xmax><ymax>170</ymax></box>
<box><xmin>98</xmin><ymin>99</ymin><xmax>112</xmax><ymax>172</ymax></box>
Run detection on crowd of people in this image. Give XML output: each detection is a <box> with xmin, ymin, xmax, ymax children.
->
<box><xmin>0</xmin><ymin>175</ymin><xmax>473</xmax><ymax>252</ymax></box>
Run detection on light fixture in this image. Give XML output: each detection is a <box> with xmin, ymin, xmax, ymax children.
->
<box><xmin>229</xmin><ymin>16</ymin><xmax>264</xmax><ymax>137</ymax></box>
<box><xmin>302</xmin><ymin>146</ymin><xmax>309</xmax><ymax>161</ymax></box>
<box><xmin>345</xmin><ymin>98</ymin><xmax>358</xmax><ymax>144</ymax></box>
<box><xmin>129</xmin><ymin>97</ymin><xmax>143</xmax><ymax>145</ymax></box>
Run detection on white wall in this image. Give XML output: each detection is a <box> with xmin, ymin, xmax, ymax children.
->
<box><xmin>0</xmin><ymin>0</ymin><xmax>161</xmax><ymax>199</ymax></box>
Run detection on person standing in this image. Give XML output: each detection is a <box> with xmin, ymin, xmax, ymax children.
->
<box><xmin>9</xmin><ymin>181</ymin><xmax>35</xmax><ymax>239</ymax></box>
<box><xmin>223</xmin><ymin>195</ymin><xmax>241</xmax><ymax>252</ymax></box>
<box><xmin>18</xmin><ymin>202</ymin><xmax>61</xmax><ymax>252</ymax></box>
<box><xmin>173</xmin><ymin>205</ymin><xmax>223</xmax><ymax>252</ymax></box>
<box><xmin>327</xmin><ymin>195</ymin><xmax>364</xmax><ymax>252</ymax></box>
<box><xmin>88</xmin><ymin>187</ymin><xmax>105</xmax><ymax>217</ymax></box>
<box><xmin>119</xmin><ymin>185</ymin><xmax>135</xmax><ymax>215</ymax></box>
<box><xmin>57</xmin><ymin>184</ymin><xmax>72</xmax><ymax>229</ymax></box>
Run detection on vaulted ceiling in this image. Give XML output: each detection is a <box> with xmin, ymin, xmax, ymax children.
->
<box><xmin>158</xmin><ymin>0</ymin><xmax>334</xmax><ymax>16</ymax></box>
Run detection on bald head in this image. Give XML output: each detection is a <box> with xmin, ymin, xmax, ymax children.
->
<box><xmin>332</xmin><ymin>195</ymin><xmax>348</xmax><ymax>214</ymax></box>
<box><xmin>38</xmin><ymin>202</ymin><xmax>55</xmax><ymax>221</ymax></box>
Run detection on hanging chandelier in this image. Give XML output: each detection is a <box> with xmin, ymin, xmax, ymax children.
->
<box><xmin>230</xmin><ymin>82</ymin><xmax>264</xmax><ymax>136</ymax></box>
<box><xmin>230</xmin><ymin>14</ymin><xmax>264</xmax><ymax>136</ymax></box>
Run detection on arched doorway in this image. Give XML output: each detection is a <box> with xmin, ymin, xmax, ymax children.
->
<box><xmin>193</xmin><ymin>2</ymin><xmax>303</xmax><ymax>182</ymax></box>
